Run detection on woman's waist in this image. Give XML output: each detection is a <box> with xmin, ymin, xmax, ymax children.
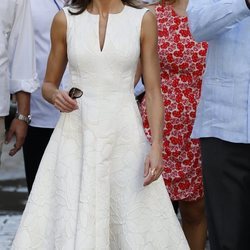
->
<box><xmin>69</xmin><ymin>74</ymin><xmax>134</xmax><ymax>91</ymax></box>
<box><xmin>72</xmin><ymin>86</ymin><xmax>136</xmax><ymax>99</ymax></box>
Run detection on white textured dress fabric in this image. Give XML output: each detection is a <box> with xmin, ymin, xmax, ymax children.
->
<box><xmin>12</xmin><ymin>6</ymin><xmax>189</xmax><ymax>250</ymax></box>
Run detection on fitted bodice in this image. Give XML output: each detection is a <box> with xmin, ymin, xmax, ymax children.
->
<box><xmin>155</xmin><ymin>4</ymin><xmax>207</xmax><ymax>86</ymax></box>
<box><xmin>61</xmin><ymin>6</ymin><xmax>148</xmax><ymax>139</ymax></box>
<box><xmin>63</xmin><ymin>6</ymin><xmax>147</xmax><ymax>98</ymax></box>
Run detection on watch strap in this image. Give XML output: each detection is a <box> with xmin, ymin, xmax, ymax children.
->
<box><xmin>15</xmin><ymin>113</ymin><xmax>31</xmax><ymax>125</ymax></box>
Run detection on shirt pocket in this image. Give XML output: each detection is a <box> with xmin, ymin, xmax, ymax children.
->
<box><xmin>204</xmin><ymin>78</ymin><xmax>234</xmax><ymax>125</ymax></box>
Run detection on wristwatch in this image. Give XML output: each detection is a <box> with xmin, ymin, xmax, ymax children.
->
<box><xmin>15</xmin><ymin>113</ymin><xmax>31</xmax><ymax>125</ymax></box>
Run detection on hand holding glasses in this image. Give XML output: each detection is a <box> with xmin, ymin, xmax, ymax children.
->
<box><xmin>69</xmin><ymin>87</ymin><xmax>83</xmax><ymax>99</ymax></box>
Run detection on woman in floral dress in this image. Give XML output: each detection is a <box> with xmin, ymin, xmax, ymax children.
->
<box><xmin>140</xmin><ymin>0</ymin><xmax>208</xmax><ymax>249</ymax></box>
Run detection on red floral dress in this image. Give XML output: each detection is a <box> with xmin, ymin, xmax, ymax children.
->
<box><xmin>139</xmin><ymin>4</ymin><xmax>208</xmax><ymax>201</ymax></box>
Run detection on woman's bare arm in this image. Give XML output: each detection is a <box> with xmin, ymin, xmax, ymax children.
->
<box><xmin>134</xmin><ymin>3</ymin><xmax>157</xmax><ymax>86</ymax></box>
<box><xmin>141</xmin><ymin>11</ymin><xmax>164</xmax><ymax>186</ymax></box>
<box><xmin>42</xmin><ymin>10</ymin><xmax>77</xmax><ymax>112</ymax></box>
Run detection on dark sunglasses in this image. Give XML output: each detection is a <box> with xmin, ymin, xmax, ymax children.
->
<box><xmin>69</xmin><ymin>87</ymin><xmax>83</xmax><ymax>99</ymax></box>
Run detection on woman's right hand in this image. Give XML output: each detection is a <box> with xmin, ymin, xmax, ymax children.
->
<box><xmin>52</xmin><ymin>90</ymin><xmax>78</xmax><ymax>112</ymax></box>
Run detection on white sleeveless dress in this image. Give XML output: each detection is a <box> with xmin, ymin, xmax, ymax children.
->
<box><xmin>12</xmin><ymin>6</ymin><xmax>189</xmax><ymax>250</ymax></box>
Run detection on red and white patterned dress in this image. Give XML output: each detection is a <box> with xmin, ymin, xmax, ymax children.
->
<box><xmin>140</xmin><ymin>4</ymin><xmax>208</xmax><ymax>201</ymax></box>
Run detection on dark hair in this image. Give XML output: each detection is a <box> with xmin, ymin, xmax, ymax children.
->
<box><xmin>67</xmin><ymin>0</ymin><xmax>142</xmax><ymax>15</ymax></box>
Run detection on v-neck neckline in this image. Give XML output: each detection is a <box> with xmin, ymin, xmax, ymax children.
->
<box><xmin>86</xmin><ymin>5</ymin><xmax>127</xmax><ymax>53</ymax></box>
<box><xmin>99</xmin><ymin>15</ymin><xmax>109</xmax><ymax>52</ymax></box>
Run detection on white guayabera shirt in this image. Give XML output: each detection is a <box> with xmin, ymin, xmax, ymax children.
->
<box><xmin>188</xmin><ymin>0</ymin><xmax>250</xmax><ymax>143</ymax></box>
<box><xmin>29</xmin><ymin>0</ymin><xmax>69</xmax><ymax>128</ymax></box>
<box><xmin>0</xmin><ymin>0</ymin><xmax>38</xmax><ymax>117</ymax></box>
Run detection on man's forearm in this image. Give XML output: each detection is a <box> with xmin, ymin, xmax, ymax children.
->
<box><xmin>187</xmin><ymin>0</ymin><xmax>250</xmax><ymax>42</ymax></box>
<box><xmin>15</xmin><ymin>91</ymin><xmax>30</xmax><ymax>116</ymax></box>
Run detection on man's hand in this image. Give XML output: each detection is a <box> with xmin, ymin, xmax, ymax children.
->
<box><xmin>5</xmin><ymin>91</ymin><xmax>30</xmax><ymax>156</ymax></box>
<box><xmin>5</xmin><ymin>118</ymin><xmax>28</xmax><ymax>156</ymax></box>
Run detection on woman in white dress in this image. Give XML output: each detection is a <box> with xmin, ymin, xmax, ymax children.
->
<box><xmin>12</xmin><ymin>0</ymin><xmax>189</xmax><ymax>249</ymax></box>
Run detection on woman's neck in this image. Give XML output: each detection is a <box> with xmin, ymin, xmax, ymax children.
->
<box><xmin>88</xmin><ymin>0</ymin><xmax>124</xmax><ymax>16</ymax></box>
<box><xmin>171</xmin><ymin>0</ymin><xmax>188</xmax><ymax>17</ymax></box>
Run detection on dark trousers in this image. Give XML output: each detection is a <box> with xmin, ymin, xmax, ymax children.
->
<box><xmin>23</xmin><ymin>126</ymin><xmax>54</xmax><ymax>193</ymax></box>
<box><xmin>200</xmin><ymin>138</ymin><xmax>250</xmax><ymax>250</ymax></box>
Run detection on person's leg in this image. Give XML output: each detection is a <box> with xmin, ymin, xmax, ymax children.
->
<box><xmin>23</xmin><ymin>126</ymin><xmax>54</xmax><ymax>193</ymax></box>
<box><xmin>172</xmin><ymin>200</ymin><xmax>179</xmax><ymax>214</ymax></box>
<box><xmin>179</xmin><ymin>198</ymin><xmax>207</xmax><ymax>250</ymax></box>
<box><xmin>0</xmin><ymin>117</ymin><xmax>5</xmax><ymax>166</ymax></box>
<box><xmin>200</xmin><ymin>137</ymin><xmax>250</xmax><ymax>250</ymax></box>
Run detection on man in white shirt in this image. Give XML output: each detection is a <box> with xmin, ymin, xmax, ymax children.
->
<box><xmin>23</xmin><ymin>0</ymin><xmax>68</xmax><ymax>193</ymax></box>
<box><xmin>0</xmin><ymin>0</ymin><xmax>37</xmax><ymax>163</ymax></box>
<box><xmin>187</xmin><ymin>0</ymin><xmax>250</xmax><ymax>248</ymax></box>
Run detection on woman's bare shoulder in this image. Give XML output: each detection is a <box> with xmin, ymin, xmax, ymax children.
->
<box><xmin>142</xmin><ymin>9</ymin><xmax>157</xmax><ymax>26</ymax></box>
<box><xmin>50</xmin><ymin>10</ymin><xmax>67</xmax><ymax>38</ymax></box>
<box><xmin>53</xmin><ymin>10</ymin><xmax>67</xmax><ymax>27</ymax></box>
<box><xmin>143</xmin><ymin>0</ymin><xmax>160</xmax><ymax>15</ymax></box>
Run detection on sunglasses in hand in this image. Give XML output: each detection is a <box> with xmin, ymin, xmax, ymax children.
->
<box><xmin>69</xmin><ymin>87</ymin><xmax>83</xmax><ymax>99</ymax></box>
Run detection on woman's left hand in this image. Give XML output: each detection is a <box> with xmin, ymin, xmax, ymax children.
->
<box><xmin>144</xmin><ymin>143</ymin><xmax>164</xmax><ymax>186</ymax></box>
